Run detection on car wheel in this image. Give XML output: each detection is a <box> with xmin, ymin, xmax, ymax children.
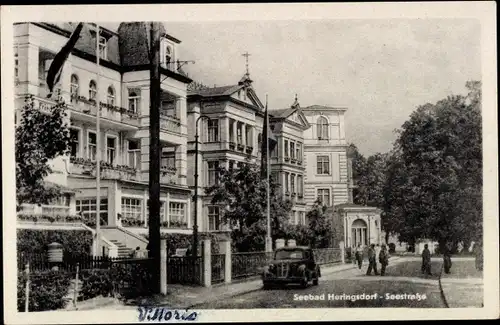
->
<box><xmin>263</xmin><ymin>283</ymin><xmax>271</xmax><ymax>290</ymax></box>
<box><xmin>313</xmin><ymin>275</ymin><xmax>319</xmax><ymax>286</ymax></box>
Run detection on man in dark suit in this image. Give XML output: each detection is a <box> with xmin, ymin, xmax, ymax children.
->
<box><xmin>421</xmin><ymin>244</ymin><xmax>432</xmax><ymax>275</ymax></box>
<box><xmin>366</xmin><ymin>244</ymin><xmax>379</xmax><ymax>275</ymax></box>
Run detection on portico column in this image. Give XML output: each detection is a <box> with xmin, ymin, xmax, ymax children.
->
<box><xmin>241</xmin><ymin>123</ymin><xmax>246</xmax><ymax>146</ymax></box>
<box><xmin>223</xmin><ymin>117</ymin><xmax>230</xmax><ymax>144</ymax></box>
<box><xmin>232</xmin><ymin>120</ymin><xmax>238</xmax><ymax>143</ymax></box>
<box><xmin>176</xmin><ymin>145</ymin><xmax>187</xmax><ymax>186</ymax></box>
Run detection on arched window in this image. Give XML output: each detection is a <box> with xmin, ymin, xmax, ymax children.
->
<box><xmin>70</xmin><ymin>74</ymin><xmax>79</xmax><ymax>99</ymax></box>
<box><xmin>317</xmin><ymin>116</ymin><xmax>329</xmax><ymax>140</ymax></box>
<box><xmin>351</xmin><ymin>219</ymin><xmax>368</xmax><ymax>246</ymax></box>
<box><xmin>128</xmin><ymin>89</ymin><xmax>140</xmax><ymax>113</ymax></box>
<box><xmin>89</xmin><ymin>80</ymin><xmax>97</xmax><ymax>101</ymax></box>
<box><xmin>107</xmin><ymin>86</ymin><xmax>115</xmax><ymax>106</ymax></box>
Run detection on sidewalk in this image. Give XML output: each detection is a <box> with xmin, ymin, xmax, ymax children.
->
<box><xmin>73</xmin><ymin>261</ymin><xmax>360</xmax><ymax>310</ymax></box>
<box><xmin>439</xmin><ymin>259</ymin><xmax>483</xmax><ymax>308</ymax></box>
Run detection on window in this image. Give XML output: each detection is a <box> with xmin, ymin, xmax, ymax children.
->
<box><xmin>161</xmin><ymin>151</ymin><xmax>176</xmax><ymax>169</ymax></box>
<box><xmin>107</xmin><ymin>86</ymin><xmax>115</xmax><ymax>106</ymax></box>
<box><xmin>106</xmin><ymin>136</ymin><xmax>116</xmax><ymax>165</ymax></box>
<box><xmin>14</xmin><ymin>52</ymin><xmax>19</xmax><ymax>79</ymax></box>
<box><xmin>208</xmin><ymin>206</ymin><xmax>221</xmax><ymax>231</ymax></box>
<box><xmin>296</xmin><ymin>143</ymin><xmax>302</xmax><ymax>162</ymax></box>
<box><xmin>236</xmin><ymin>123</ymin><xmax>243</xmax><ymax>144</ymax></box>
<box><xmin>290</xmin><ymin>142</ymin><xmax>295</xmax><ymax>159</ymax></box>
<box><xmin>285</xmin><ymin>172</ymin><xmax>290</xmax><ymax>193</ymax></box>
<box><xmin>317</xmin><ymin>189</ymin><xmax>331</xmax><ymax>206</ymax></box>
<box><xmin>70</xmin><ymin>74</ymin><xmax>79</xmax><ymax>99</ymax></box>
<box><xmin>121</xmin><ymin>198</ymin><xmax>142</xmax><ymax>220</ymax></box>
<box><xmin>169</xmin><ymin>202</ymin><xmax>186</xmax><ymax>223</ymax></box>
<box><xmin>128</xmin><ymin>90</ymin><xmax>139</xmax><ymax>113</ymax></box>
<box><xmin>317</xmin><ymin>155</ymin><xmax>330</xmax><ymax>175</ymax></box>
<box><xmin>291</xmin><ymin>174</ymin><xmax>295</xmax><ymax>193</ymax></box>
<box><xmin>271</xmin><ymin>139</ymin><xmax>278</xmax><ymax>157</ymax></box>
<box><xmin>89</xmin><ymin>80</ymin><xmax>97</xmax><ymax>101</ymax></box>
<box><xmin>70</xmin><ymin>129</ymin><xmax>80</xmax><ymax>158</ymax></box>
<box><xmin>297</xmin><ymin>175</ymin><xmax>303</xmax><ymax>196</ymax></box>
<box><xmin>42</xmin><ymin>195</ymin><xmax>71</xmax><ymax>215</ymax></box>
<box><xmin>208</xmin><ymin>119</ymin><xmax>219</xmax><ymax>142</ymax></box>
<box><xmin>76</xmin><ymin>198</ymin><xmax>108</xmax><ymax>225</ymax></box>
<box><xmin>88</xmin><ymin>132</ymin><xmax>97</xmax><ymax>161</ymax></box>
<box><xmin>128</xmin><ymin>140</ymin><xmax>140</xmax><ymax>169</ymax></box>
<box><xmin>208</xmin><ymin>161</ymin><xmax>220</xmax><ymax>186</ymax></box>
<box><xmin>317</xmin><ymin>116</ymin><xmax>329</xmax><ymax>139</ymax></box>
<box><xmin>160</xmin><ymin>40</ymin><xmax>174</xmax><ymax>68</ymax></box>
<box><xmin>229</xmin><ymin>120</ymin><xmax>235</xmax><ymax>142</ymax></box>
<box><xmin>99</xmin><ymin>36</ymin><xmax>107</xmax><ymax>60</ymax></box>
<box><xmin>284</xmin><ymin>140</ymin><xmax>289</xmax><ymax>158</ymax></box>
<box><xmin>245</xmin><ymin>126</ymin><xmax>252</xmax><ymax>146</ymax></box>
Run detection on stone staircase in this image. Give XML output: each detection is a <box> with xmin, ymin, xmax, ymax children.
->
<box><xmin>109</xmin><ymin>239</ymin><xmax>133</xmax><ymax>258</ymax></box>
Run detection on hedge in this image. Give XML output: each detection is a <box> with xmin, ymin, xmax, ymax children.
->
<box><xmin>18</xmin><ymin>270</ymin><xmax>72</xmax><ymax>312</ymax></box>
<box><xmin>141</xmin><ymin>233</ymin><xmax>220</xmax><ymax>255</ymax></box>
<box><xmin>17</xmin><ymin>229</ymin><xmax>93</xmax><ymax>256</ymax></box>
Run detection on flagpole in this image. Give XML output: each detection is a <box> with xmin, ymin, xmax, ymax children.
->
<box><xmin>95</xmin><ymin>23</ymin><xmax>101</xmax><ymax>256</ymax></box>
<box><xmin>266</xmin><ymin>95</ymin><xmax>272</xmax><ymax>252</ymax></box>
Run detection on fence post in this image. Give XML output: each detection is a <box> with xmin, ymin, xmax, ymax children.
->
<box><xmin>73</xmin><ymin>263</ymin><xmax>80</xmax><ymax>309</ymax></box>
<box><xmin>202</xmin><ymin>239</ymin><xmax>211</xmax><ymax>287</ymax></box>
<box><xmin>219</xmin><ymin>240</ymin><xmax>231</xmax><ymax>284</ymax></box>
<box><xmin>339</xmin><ymin>241</ymin><xmax>345</xmax><ymax>264</ymax></box>
<box><xmin>25</xmin><ymin>263</ymin><xmax>30</xmax><ymax>312</ymax></box>
<box><xmin>160</xmin><ymin>239</ymin><xmax>167</xmax><ymax>295</ymax></box>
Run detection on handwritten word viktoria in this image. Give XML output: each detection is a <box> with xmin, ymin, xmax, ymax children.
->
<box><xmin>137</xmin><ymin>307</ymin><xmax>199</xmax><ymax>322</ymax></box>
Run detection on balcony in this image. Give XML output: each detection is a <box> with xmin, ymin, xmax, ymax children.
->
<box><xmin>120</xmin><ymin>218</ymin><xmax>188</xmax><ymax>229</ymax></box>
<box><xmin>70</xmin><ymin>96</ymin><xmax>140</xmax><ymax>128</ymax></box>
<box><xmin>159</xmin><ymin>114</ymin><xmax>181</xmax><ymax>134</ymax></box>
<box><xmin>160</xmin><ymin>166</ymin><xmax>181</xmax><ymax>185</ymax></box>
<box><xmin>69</xmin><ymin>157</ymin><xmax>142</xmax><ymax>182</ymax></box>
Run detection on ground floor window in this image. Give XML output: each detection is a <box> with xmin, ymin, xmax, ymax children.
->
<box><xmin>76</xmin><ymin>198</ymin><xmax>108</xmax><ymax>225</ymax></box>
<box><xmin>169</xmin><ymin>202</ymin><xmax>186</xmax><ymax>224</ymax></box>
<box><xmin>121</xmin><ymin>197</ymin><xmax>142</xmax><ymax>220</ymax></box>
<box><xmin>208</xmin><ymin>205</ymin><xmax>221</xmax><ymax>231</ymax></box>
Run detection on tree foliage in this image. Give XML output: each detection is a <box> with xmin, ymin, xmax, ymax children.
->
<box><xmin>205</xmin><ymin>160</ymin><xmax>293</xmax><ymax>252</ymax></box>
<box><xmin>350</xmin><ymin>81</ymin><xmax>482</xmax><ymax>252</ymax></box>
<box><xmin>16</xmin><ymin>95</ymin><xmax>72</xmax><ymax>206</ymax></box>
<box><xmin>303</xmin><ymin>199</ymin><xmax>334</xmax><ymax>248</ymax></box>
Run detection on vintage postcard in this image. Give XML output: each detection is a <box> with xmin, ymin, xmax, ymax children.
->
<box><xmin>1</xmin><ymin>2</ymin><xmax>498</xmax><ymax>324</ymax></box>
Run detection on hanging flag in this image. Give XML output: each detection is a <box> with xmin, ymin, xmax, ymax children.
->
<box><xmin>46</xmin><ymin>22</ymin><xmax>84</xmax><ymax>98</ymax></box>
<box><xmin>260</xmin><ymin>99</ymin><xmax>278</xmax><ymax>179</ymax></box>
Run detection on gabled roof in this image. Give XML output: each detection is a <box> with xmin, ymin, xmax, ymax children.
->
<box><xmin>269</xmin><ymin>106</ymin><xmax>311</xmax><ymax>130</ymax></box>
<box><xmin>188</xmin><ymin>84</ymin><xmax>243</xmax><ymax>97</ymax></box>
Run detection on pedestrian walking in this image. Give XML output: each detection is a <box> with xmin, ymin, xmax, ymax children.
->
<box><xmin>379</xmin><ymin>244</ymin><xmax>389</xmax><ymax>276</ymax></box>
<box><xmin>366</xmin><ymin>244</ymin><xmax>379</xmax><ymax>275</ymax></box>
<box><xmin>421</xmin><ymin>244</ymin><xmax>432</xmax><ymax>275</ymax></box>
<box><xmin>443</xmin><ymin>246</ymin><xmax>452</xmax><ymax>274</ymax></box>
<box><xmin>355</xmin><ymin>244</ymin><xmax>364</xmax><ymax>270</ymax></box>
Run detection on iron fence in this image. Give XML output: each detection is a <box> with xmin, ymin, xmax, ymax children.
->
<box><xmin>167</xmin><ymin>256</ymin><xmax>202</xmax><ymax>285</ymax></box>
<box><xmin>231</xmin><ymin>251</ymin><xmax>273</xmax><ymax>280</ymax></box>
<box><xmin>211</xmin><ymin>254</ymin><xmax>226</xmax><ymax>285</ymax></box>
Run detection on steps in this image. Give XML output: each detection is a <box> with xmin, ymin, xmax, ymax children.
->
<box><xmin>109</xmin><ymin>239</ymin><xmax>133</xmax><ymax>258</ymax></box>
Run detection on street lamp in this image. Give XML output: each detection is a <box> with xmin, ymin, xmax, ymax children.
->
<box><xmin>193</xmin><ymin>114</ymin><xmax>210</xmax><ymax>262</ymax></box>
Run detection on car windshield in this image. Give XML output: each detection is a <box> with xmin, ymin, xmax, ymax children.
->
<box><xmin>274</xmin><ymin>249</ymin><xmax>305</xmax><ymax>260</ymax></box>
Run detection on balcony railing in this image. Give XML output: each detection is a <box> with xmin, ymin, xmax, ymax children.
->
<box><xmin>120</xmin><ymin>218</ymin><xmax>188</xmax><ymax>229</ymax></box>
<box><xmin>17</xmin><ymin>213</ymin><xmax>83</xmax><ymax>224</ymax></box>
<box><xmin>70</xmin><ymin>157</ymin><xmax>141</xmax><ymax>181</ymax></box>
<box><xmin>71</xmin><ymin>96</ymin><xmax>140</xmax><ymax>126</ymax></box>
<box><xmin>159</xmin><ymin>113</ymin><xmax>181</xmax><ymax>134</ymax></box>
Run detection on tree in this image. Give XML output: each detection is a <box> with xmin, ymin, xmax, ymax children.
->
<box><xmin>305</xmin><ymin>199</ymin><xmax>334</xmax><ymax>248</ymax></box>
<box><xmin>16</xmin><ymin>95</ymin><xmax>72</xmax><ymax>208</ymax></box>
<box><xmin>205</xmin><ymin>160</ymin><xmax>293</xmax><ymax>252</ymax></box>
<box><xmin>385</xmin><ymin>81</ymin><xmax>482</xmax><ymax>252</ymax></box>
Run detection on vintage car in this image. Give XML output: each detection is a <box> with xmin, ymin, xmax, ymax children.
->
<box><xmin>261</xmin><ymin>246</ymin><xmax>321</xmax><ymax>289</ymax></box>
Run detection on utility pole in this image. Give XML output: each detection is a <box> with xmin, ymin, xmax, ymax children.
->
<box><xmin>148</xmin><ymin>21</ymin><xmax>161</xmax><ymax>294</ymax></box>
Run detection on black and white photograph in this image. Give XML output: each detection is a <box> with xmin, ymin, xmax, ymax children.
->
<box><xmin>1</xmin><ymin>2</ymin><xmax>498</xmax><ymax>323</ymax></box>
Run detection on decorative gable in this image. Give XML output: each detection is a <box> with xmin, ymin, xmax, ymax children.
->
<box><xmin>230</xmin><ymin>87</ymin><xmax>263</xmax><ymax>109</ymax></box>
<box><xmin>286</xmin><ymin>110</ymin><xmax>310</xmax><ymax>129</ymax></box>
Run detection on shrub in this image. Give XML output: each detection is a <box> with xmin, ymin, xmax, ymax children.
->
<box><xmin>18</xmin><ymin>270</ymin><xmax>72</xmax><ymax>312</ymax></box>
<box><xmin>17</xmin><ymin>229</ymin><xmax>93</xmax><ymax>256</ymax></box>
<box><xmin>79</xmin><ymin>269</ymin><xmax>114</xmax><ymax>301</ymax></box>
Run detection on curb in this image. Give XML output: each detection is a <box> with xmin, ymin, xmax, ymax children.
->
<box><xmin>188</xmin><ymin>263</ymin><xmax>358</xmax><ymax>309</ymax></box>
<box><xmin>438</xmin><ymin>265</ymin><xmax>450</xmax><ymax>308</ymax></box>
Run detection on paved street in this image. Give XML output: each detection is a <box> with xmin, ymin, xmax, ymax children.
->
<box><xmin>196</xmin><ymin>259</ymin><xmax>447</xmax><ymax>308</ymax></box>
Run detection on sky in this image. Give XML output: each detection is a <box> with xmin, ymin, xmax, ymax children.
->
<box><xmin>107</xmin><ymin>19</ymin><xmax>481</xmax><ymax>156</ymax></box>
